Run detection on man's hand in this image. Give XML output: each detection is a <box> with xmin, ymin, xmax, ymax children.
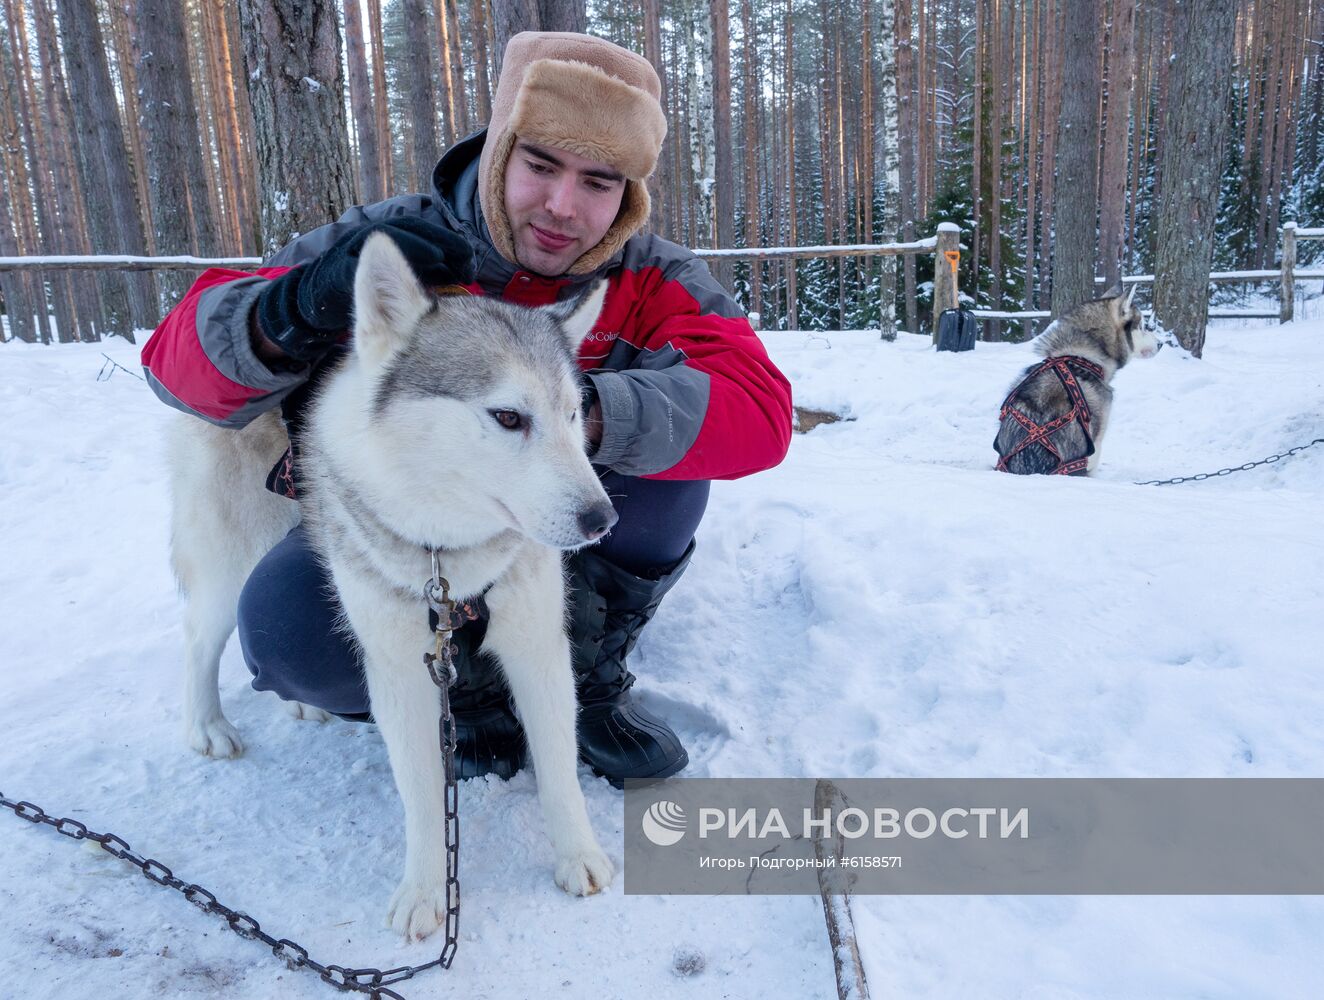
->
<box><xmin>253</xmin><ymin>217</ymin><xmax>476</xmax><ymax>364</ymax></box>
<box><xmin>584</xmin><ymin>399</ymin><xmax>604</xmax><ymax>449</ymax></box>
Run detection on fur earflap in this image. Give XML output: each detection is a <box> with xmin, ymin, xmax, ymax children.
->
<box><xmin>478</xmin><ymin>32</ymin><xmax>665</xmax><ymax>276</ymax></box>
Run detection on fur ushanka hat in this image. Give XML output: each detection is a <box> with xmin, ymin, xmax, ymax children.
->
<box><xmin>478</xmin><ymin>32</ymin><xmax>667</xmax><ymax>275</ymax></box>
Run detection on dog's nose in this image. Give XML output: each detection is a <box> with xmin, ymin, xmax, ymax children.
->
<box><xmin>577</xmin><ymin>503</ymin><xmax>618</xmax><ymax>541</ymax></box>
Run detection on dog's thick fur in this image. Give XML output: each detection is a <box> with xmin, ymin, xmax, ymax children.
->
<box><xmin>994</xmin><ymin>289</ymin><xmax>1159</xmax><ymax>475</ymax></box>
<box><xmin>170</xmin><ymin>233</ymin><xmax>620</xmax><ymax>940</ymax></box>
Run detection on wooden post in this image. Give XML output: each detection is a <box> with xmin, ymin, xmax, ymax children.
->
<box><xmin>932</xmin><ymin>223</ymin><xmax>961</xmax><ymax>343</ymax></box>
<box><xmin>1280</xmin><ymin>222</ymin><xmax>1297</xmax><ymax>323</ymax></box>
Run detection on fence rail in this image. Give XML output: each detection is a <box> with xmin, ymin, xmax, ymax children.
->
<box><xmin>0</xmin><ymin>230</ymin><xmax>961</xmax><ymax>341</ymax></box>
<box><xmin>11</xmin><ymin>220</ymin><xmax>1302</xmax><ymax>341</ymax></box>
<box><xmin>970</xmin><ymin>221</ymin><xmax>1323</xmax><ymax>330</ymax></box>
<box><xmin>0</xmin><ymin>255</ymin><xmax>263</xmax><ymax>272</ymax></box>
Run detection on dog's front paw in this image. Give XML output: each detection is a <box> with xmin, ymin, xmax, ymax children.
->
<box><xmin>387</xmin><ymin>879</ymin><xmax>451</xmax><ymax>941</ymax></box>
<box><xmin>186</xmin><ymin>715</ymin><xmax>244</xmax><ymax>759</ymax></box>
<box><xmin>283</xmin><ymin>700</ymin><xmax>332</xmax><ymax>723</ymax></box>
<box><xmin>554</xmin><ymin>844</ymin><xmax>614</xmax><ymax>896</ymax></box>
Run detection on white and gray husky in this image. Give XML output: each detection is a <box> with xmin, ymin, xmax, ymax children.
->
<box><xmin>168</xmin><ymin>233</ymin><xmax>618</xmax><ymax>940</ymax></box>
<box><xmin>994</xmin><ymin>286</ymin><xmax>1159</xmax><ymax>475</ymax></box>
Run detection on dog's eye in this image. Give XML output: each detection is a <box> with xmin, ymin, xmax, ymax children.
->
<box><xmin>491</xmin><ymin>409</ymin><xmax>525</xmax><ymax>431</ymax></box>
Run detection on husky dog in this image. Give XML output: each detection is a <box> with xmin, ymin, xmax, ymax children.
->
<box><xmin>169</xmin><ymin>232</ymin><xmax>619</xmax><ymax>939</ymax></box>
<box><xmin>993</xmin><ymin>286</ymin><xmax>1159</xmax><ymax>475</ymax></box>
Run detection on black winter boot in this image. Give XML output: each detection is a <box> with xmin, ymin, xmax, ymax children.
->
<box><xmin>566</xmin><ymin>542</ymin><xmax>694</xmax><ymax>787</ymax></box>
<box><xmin>444</xmin><ymin>604</ymin><xmax>527</xmax><ymax>781</ymax></box>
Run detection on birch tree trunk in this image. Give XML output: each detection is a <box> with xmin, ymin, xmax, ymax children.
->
<box><xmin>691</xmin><ymin>0</ymin><xmax>716</xmax><ymax>251</ymax></box>
<box><xmin>878</xmin><ymin>0</ymin><xmax>900</xmax><ymax>337</ymax></box>
<box><xmin>710</xmin><ymin>0</ymin><xmax>735</xmax><ymax>290</ymax></box>
<box><xmin>896</xmin><ymin>0</ymin><xmax>919</xmax><ymax>332</ymax></box>
<box><xmin>1152</xmin><ymin>0</ymin><xmax>1237</xmax><ymax>358</ymax></box>
<box><xmin>235</xmin><ymin>0</ymin><xmax>356</xmax><ymax>258</ymax></box>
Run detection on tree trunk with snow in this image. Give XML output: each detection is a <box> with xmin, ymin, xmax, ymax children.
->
<box><xmin>710</xmin><ymin>0</ymin><xmax>735</xmax><ymax>291</ymax></box>
<box><xmin>690</xmin><ymin>0</ymin><xmax>716</xmax><ymax>252</ymax></box>
<box><xmin>1152</xmin><ymin>0</ymin><xmax>1237</xmax><ymax>359</ymax></box>
<box><xmin>896</xmin><ymin>0</ymin><xmax>919</xmax><ymax>334</ymax></box>
<box><xmin>235</xmin><ymin>0</ymin><xmax>356</xmax><ymax>259</ymax></box>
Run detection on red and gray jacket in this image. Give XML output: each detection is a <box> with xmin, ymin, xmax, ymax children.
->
<box><xmin>141</xmin><ymin>131</ymin><xmax>792</xmax><ymax>481</ymax></box>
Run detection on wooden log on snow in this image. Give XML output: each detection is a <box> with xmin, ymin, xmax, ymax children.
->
<box><xmin>813</xmin><ymin>779</ymin><xmax>871</xmax><ymax>1000</ymax></box>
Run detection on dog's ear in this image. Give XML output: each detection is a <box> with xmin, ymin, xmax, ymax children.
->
<box><xmin>352</xmin><ymin>232</ymin><xmax>432</xmax><ymax>366</ymax></box>
<box><xmin>1109</xmin><ymin>290</ymin><xmax>1139</xmax><ymax>327</ymax></box>
<box><xmin>1100</xmin><ymin>281</ymin><xmax>1124</xmax><ymax>301</ymax></box>
<box><xmin>547</xmin><ymin>280</ymin><xmax>608</xmax><ymax>355</ymax></box>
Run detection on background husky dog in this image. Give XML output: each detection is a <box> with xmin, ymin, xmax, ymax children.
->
<box><xmin>169</xmin><ymin>232</ymin><xmax>619</xmax><ymax>940</ymax></box>
<box><xmin>993</xmin><ymin>287</ymin><xmax>1159</xmax><ymax>475</ymax></box>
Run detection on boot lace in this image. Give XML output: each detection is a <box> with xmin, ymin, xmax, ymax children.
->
<box><xmin>581</xmin><ymin>608</ymin><xmax>651</xmax><ymax>703</ymax></box>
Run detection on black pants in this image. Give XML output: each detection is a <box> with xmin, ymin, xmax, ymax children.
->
<box><xmin>237</xmin><ymin>471</ymin><xmax>708</xmax><ymax>716</ymax></box>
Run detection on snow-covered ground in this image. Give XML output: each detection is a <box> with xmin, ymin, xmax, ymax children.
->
<box><xmin>2</xmin><ymin>314</ymin><xmax>1322</xmax><ymax>999</ymax></box>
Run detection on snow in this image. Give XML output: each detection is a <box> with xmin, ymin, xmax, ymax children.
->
<box><xmin>2</xmin><ymin>314</ymin><xmax>1322</xmax><ymax>998</ymax></box>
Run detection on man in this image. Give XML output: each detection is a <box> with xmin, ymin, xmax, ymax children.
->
<box><xmin>142</xmin><ymin>32</ymin><xmax>792</xmax><ymax>786</ymax></box>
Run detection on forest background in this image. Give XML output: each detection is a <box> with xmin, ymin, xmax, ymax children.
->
<box><xmin>0</xmin><ymin>0</ymin><xmax>1318</xmax><ymax>350</ymax></box>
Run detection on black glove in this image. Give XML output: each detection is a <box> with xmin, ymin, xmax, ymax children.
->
<box><xmin>254</xmin><ymin>216</ymin><xmax>476</xmax><ymax>363</ymax></box>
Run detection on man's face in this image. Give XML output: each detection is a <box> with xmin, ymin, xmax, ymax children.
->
<box><xmin>504</xmin><ymin>141</ymin><xmax>627</xmax><ymax>276</ymax></box>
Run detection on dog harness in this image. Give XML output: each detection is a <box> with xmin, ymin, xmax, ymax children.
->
<box><xmin>996</xmin><ymin>355</ymin><xmax>1105</xmax><ymax>476</ymax></box>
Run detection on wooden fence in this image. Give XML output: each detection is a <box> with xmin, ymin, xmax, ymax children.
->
<box><xmin>6</xmin><ymin>221</ymin><xmax>1320</xmax><ymax>344</ymax></box>
<box><xmin>0</xmin><ymin>231</ymin><xmax>961</xmax><ymax>342</ymax></box>
<box><xmin>967</xmin><ymin>221</ymin><xmax>1324</xmax><ymax>339</ymax></box>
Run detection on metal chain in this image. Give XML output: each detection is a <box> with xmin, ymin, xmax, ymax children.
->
<box><xmin>0</xmin><ymin>558</ymin><xmax>467</xmax><ymax>1000</ymax></box>
<box><xmin>1135</xmin><ymin>437</ymin><xmax>1324</xmax><ymax>486</ymax></box>
<box><xmin>423</xmin><ymin>553</ymin><xmax>462</xmax><ymax>973</ymax></box>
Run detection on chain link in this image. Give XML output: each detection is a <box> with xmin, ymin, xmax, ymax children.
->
<box><xmin>1</xmin><ymin>557</ymin><xmax>467</xmax><ymax>998</ymax></box>
<box><xmin>1135</xmin><ymin>437</ymin><xmax>1324</xmax><ymax>486</ymax></box>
